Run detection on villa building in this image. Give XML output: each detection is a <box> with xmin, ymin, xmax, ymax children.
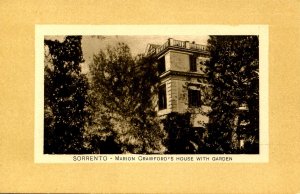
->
<box><xmin>145</xmin><ymin>38</ymin><xmax>212</xmax><ymax>128</ymax></box>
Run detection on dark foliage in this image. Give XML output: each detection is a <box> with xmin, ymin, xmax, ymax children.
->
<box><xmin>163</xmin><ymin>112</ymin><xmax>206</xmax><ymax>154</ymax></box>
<box><xmin>44</xmin><ymin>36</ymin><xmax>89</xmax><ymax>154</ymax></box>
<box><xmin>204</xmin><ymin>36</ymin><xmax>259</xmax><ymax>154</ymax></box>
<box><xmin>87</xmin><ymin>43</ymin><xmax>166</xmax><ymax>154</ymax></box>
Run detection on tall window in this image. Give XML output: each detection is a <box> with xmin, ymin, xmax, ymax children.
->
<box><xmin>159</xmin><ymin>84</ymin><xmax>167</xmax><ymax>110</ymax></box>
<box><xmin>188</xmin><ymin>89</ymin><xmax>201</xmax><ymax>107</ymax></box>
<box><xmin>189</xmin><ymin>55</ymin><xmax>197</xmax><ymax>72</ymax></box>
<box><xmin>158</xmin><ymin>56</ymin><xmax>166</xmax><ymax>74</ymax></box>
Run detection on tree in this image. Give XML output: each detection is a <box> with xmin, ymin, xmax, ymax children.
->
<box><xmin>44</xmin><ymin>36</ymin><xmax>89</xmax><ymax>154</ymax></box>
<box><xmin>203</xmin><ymin>36</ymin><xmax>259</xmax><ymax>154</ymax></box>
<box><xmin>162</xmin><ymin>112</ymin><xmax>206</xmax><ymax>154</ymax></box>
<box><xmin>87</xmin><ymin>43</ymin><xmax>166</xmax><ymax>154</ymax></box>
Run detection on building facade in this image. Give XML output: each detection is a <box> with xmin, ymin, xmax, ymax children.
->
<box><xmin>146</xmin><ymin>38</ymin><xmax>212</xmax><ymax>128</ymax></box>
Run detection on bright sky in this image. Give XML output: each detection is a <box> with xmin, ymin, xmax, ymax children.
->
<box><xmin>45</xmin><ymin>35</ymin><xmax>209</xmax><ymax>73</ymax></box>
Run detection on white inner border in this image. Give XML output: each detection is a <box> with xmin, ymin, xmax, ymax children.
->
<box><xmin>35</xmin><ymin>25</ymin><xmax>269</xmax><ymax>163</ymax></box>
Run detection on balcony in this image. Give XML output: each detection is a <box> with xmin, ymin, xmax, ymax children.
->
<box><xmin>148</xmin><ymin>38</ymin><xmax>208</xmax><ymax>56</ymax></box>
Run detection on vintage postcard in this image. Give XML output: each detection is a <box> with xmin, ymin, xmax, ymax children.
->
<box><xmin>2</xmin><ymin>0</ymin><xmax>300</xmax><ymax>193</ymax></box>
<box><xmin>35</xmin><ymin>25</ymin><xmax>269</xmax><ymax>163</ymax></box>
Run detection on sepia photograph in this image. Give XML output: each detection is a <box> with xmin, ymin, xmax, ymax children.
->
<box><xmin>35</xmin><ymin>25</ymin><xmax>268</xmax><ymax>162</ymax></box>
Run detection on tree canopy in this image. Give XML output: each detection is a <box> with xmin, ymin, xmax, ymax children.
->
<box><xmin>86</xmin><ymin>43</ymin><xmax>166</xmax><ymax>154</ymax></box>
<box><xmin>44</xmin><ymin>36</ymin><xmax>89</xmax><ymax>154</ymax></box>
<box><xmin>203</xmin><ymin>36</ymin><xmax>259</xmax><ymax>154</ymax></box>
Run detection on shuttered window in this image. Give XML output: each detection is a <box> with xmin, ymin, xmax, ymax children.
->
<box><xmin>158</xmin><ymin>57</ymin><xmax>166</xmax><ymax>74</ymax></box>
<box><xmin>189</xmin><ymin>55</ymin><xmax>197</xmax><ymax>72</ymax></box>
<box><xmin>158</xmin><ymin>84</ymin><xmax>167</xmax><ymax>110</ymax></box>
<box><xmin>188</xmin><ymin>89</ymin><xmax>201</xmax><ymax>107</ymax></box>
